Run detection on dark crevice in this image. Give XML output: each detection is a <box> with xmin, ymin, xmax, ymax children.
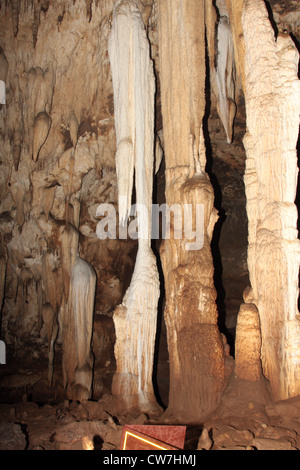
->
<box><xmin>203</xmin><ymin>32</ymin><xmax>232</xmax><ymax>352</ymax></box>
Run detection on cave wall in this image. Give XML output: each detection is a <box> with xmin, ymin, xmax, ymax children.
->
<box><xmin>0</xmin><ymin>0</ymin><xmax>138</xmax><ymax>397</ymax></box>
<box><xmin>0</xmin><ymin>0</ymin><xmax>299</xmax><ymax>411</ymax></box>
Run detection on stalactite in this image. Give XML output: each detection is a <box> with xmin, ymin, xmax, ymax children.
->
<box><xmin>225</xmin><ymin>0</ymin><xmax>246</xmax><ymax>92</ymax></box>
<box><xmin>60</xmin><ymin>223</ymin><xmax>79</xmax><ymax>304</ymax></box>
<box><xmin>205</xmin><ymin>0</ymin><xmax>217</xmax><ymax>73</ymax></box>
<box><xmin>242</xmin><ymin>0</ymin><xmax>300</xmax><ymax>400</ymax></box>
<box><xmin>108</xmin><ymin>0</ymin><xmax>161</xmax><ymax>414</ymax></box>
<box><xmin>85</xmin><ymin>0</ymin><xmax>93</xmax><ymax>22</ymax></box>
<box><xmin>32</xmin><ymin>1</ymin><xmax>41</xmax><ymax>48</ymax></box>
<box><xmin>215</xmin><ymin>0</ymin><xmax>237</xmax><ymax>144</ymax></box>
<box><xmin>10</xmin><ymin>0</ymin><xmax>19</xmax><ymax>37</ymax></box>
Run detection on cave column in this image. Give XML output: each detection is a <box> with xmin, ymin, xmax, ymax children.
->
<box><xmin>158</xmin><ymin>0</ymin><xmax>226</xmax><ymax>422</ymax></box>
<box><xmin>108</xmin><ymin>0</ymin><xmax>161</xmax><ymax>415</ymax></box>
<box><xmin>241</xmin><ymin>0</ymin><xmax>300</xmax><ymax>400</ymax></box>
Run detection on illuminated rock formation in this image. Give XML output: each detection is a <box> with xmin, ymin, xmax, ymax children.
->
<box><xmin>242</xmin><ymin>0</ymin><xmax>300</xmax><ymax>400</ymax></box>
<box><xmin>235</xmin><ymin>300</ymin><xmax>262</xmax><ymax>381</ymax></box>
<box><xmin>62</xmin><ymin>257</ymin><xmax>96</xmax><ymax>401</ymax></box>
<box><xmin>0</xmin><ymin>0</ymin><xmax>299</xmax><ymax>422</ymax></box>
<box><xmin>108</xmin><ymin>0</ymin><xmax>160</xmax><ymax>414</ymax></box>
<box><xmin>157</xmin><ymin>0</ymin><xmax>227</xmax><ymax>422</ymax></box>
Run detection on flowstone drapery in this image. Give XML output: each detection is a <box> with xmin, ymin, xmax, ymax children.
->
<box><xmin>241</xmin><ymin>0</ymin><xmax>300</xmax><ymax>401</ymax></box>
<box><xmin>108</xmin><ymin>0</ymin><xmax>161</xmax><ymax>414</ymax></box>
<box><xmin>62</xmin><ymin>257</ymin><xmax>96</xmax><ymax>401</ymax></box>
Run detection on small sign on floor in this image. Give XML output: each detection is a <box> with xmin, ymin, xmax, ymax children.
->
<box><xmin>120</xmin><ymin>425</ymin><xmax>186</xmax><ymax>451</ymax></box>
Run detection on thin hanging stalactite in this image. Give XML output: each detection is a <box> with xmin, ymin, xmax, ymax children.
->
<box><xmin>108</xmin><ymin>0</ymin><xmax>161</xmax><ymax>414</ymax></box>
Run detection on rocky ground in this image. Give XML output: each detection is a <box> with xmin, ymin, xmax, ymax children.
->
<box><xmin>1</xmin><ymin>371</ymin><xmax>300</xmax><ymax>451</ymax></box>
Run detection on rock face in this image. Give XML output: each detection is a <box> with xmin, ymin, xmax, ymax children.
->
<box><xmin>0</xmin><ymin>0</ymin><xmax>136</xmax><ymax>399</ymax></box>
<box><xmin>0</xmin><ymin>423</ymin><xmax>27</xmax><ymax>450</ymax></box>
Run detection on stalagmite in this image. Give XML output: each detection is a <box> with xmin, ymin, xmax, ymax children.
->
<box><xmin>108</xmin><ymin>1</ymin><xmax>135</xmax><ymax>225</ymax></box>
<box><xmin>215</xmin><ymin>0</ymin><xmax>237</xmax><ymax>144</ymax></box>
<box><xmin>12</xmin><ymin>130</ymin><xmax>22</xmax><ymax>171</ymax></box>
<box><xmin>235</xmin><ymin>302</ymin><xmax>262</xmax><ymax>381</ymax></box>
<box><xmin>62</xmin><ymin>257</ymin><xmax>96</xmax><ymax>401</ymax></box>
<box><xmin>158</xmin><ymin>0</ymin><xmax>227</xmax><ymax>421</ymax></box>
<box><xmin>108</xmin><ymin>0</ymin><xmax>160</xmax><ymax>414</ymax></box>
<box><xmin>242</xmin><ymin>0</ymin><xmax>300</xmax><ymax>400</ymax></box>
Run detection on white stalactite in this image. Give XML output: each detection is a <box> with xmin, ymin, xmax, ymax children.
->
<box><xmin>108</xmin><ymin>0</ymin><xmax>160</xmax><ymax>414</ymax></box>
<box><xmin>215</xmin><ymin>0</ymin><xmax>236</xmax><ymax>144</ymax></box>
<box><xmin>108</xmin><ymin>1</ymin><xmax>135</xmax><ymax>225</ymax></box>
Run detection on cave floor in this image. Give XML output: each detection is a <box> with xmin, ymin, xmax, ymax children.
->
<box><xmin>1</xmin><ymin>362</ymin><xmax>300</xmax><ymax>450</ymax></box>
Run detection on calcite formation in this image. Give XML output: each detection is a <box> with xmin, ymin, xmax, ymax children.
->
<box><xmin>158</xmin><ymin>0</ymin><xmax>227</xmax><ymax>421</ymax></box>
<box><xmin>0</xmin><ymin>0</ymin><xmax>299</xmax><ymax>425</ymax></box>
<box><xmin>242</xmin><ymin>0</ymin><xmax>300</xmax><ymax>400</ymax></box>
<box><xmin>108</xmin><ymin>0</ymin><xmax>160</xmax><ymax>414</ymax></box>
<box><xmin>235</xmin><ymin>301</ymin><xmax>262</xmax><ymax>381</ymax></box>
<box><xmin>0</xmin><ymin>0</ymin><xmax>134</xmax><ymax>400</ymax></box>
<box><xmin>214</xmin><ymin>0</ymin><xmax>237</xmax><ymax>144</ymax></box>
<box><xmin>62</xmin><ymin>257</ymin><xmax>96</xmax><ymax>401</ymax></box>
